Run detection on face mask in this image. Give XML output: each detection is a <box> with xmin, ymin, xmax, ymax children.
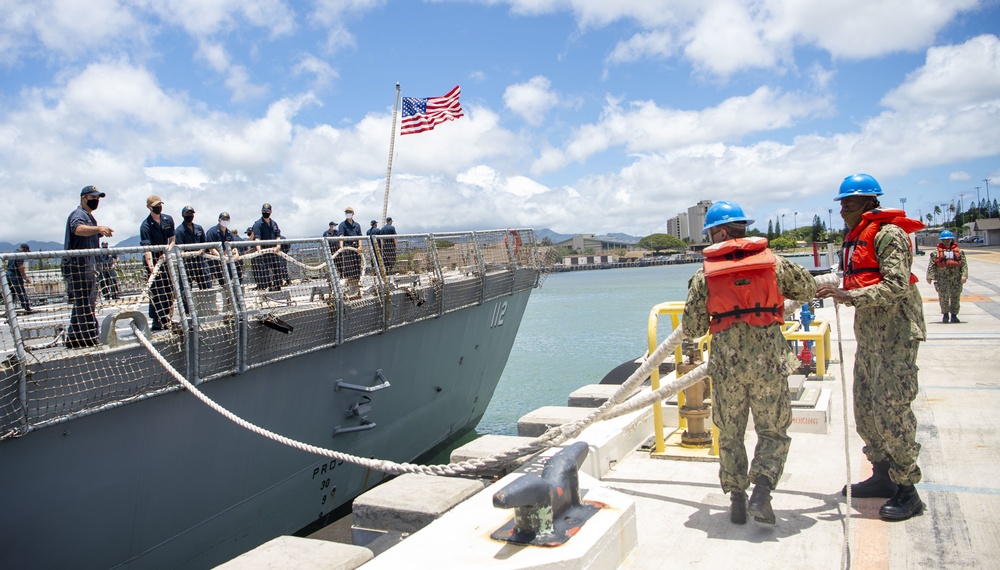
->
<box><xmin>220</xmin><ymin>220</ymin><xmax>230</xmax><ymax>228</ymax></box>
<box><xmin>86</xmin><ymin>199</ymin><xmax>100</xmax><ymax>210</ymax></box>
<box><xmin>346</xmin><ymin>213</ymin><xmax>353</xmax><ymax>220</ymax></box>
<box><xmin>262</xmin><ymin>212</ymin><xmax>270</xmax><ymax>218</ymax></box>
<box><xmin>842</xmin><ymin>209</ymin><xmax>864</xmax><ymax>229</ymax></box>
<box><xmin>183</xmin><ymin>214</ymin><xmax>194</xmax><ymax>223</ymax></box>
<box><xmin>151</xmin><ymin>205</ymin><xmax>163</xmax><ymax>214</ymax></box>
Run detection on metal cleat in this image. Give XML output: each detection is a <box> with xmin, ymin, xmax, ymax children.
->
<box><xmin>490</xmin><ymin>441</ymin><xmax>601</xmax><ymax>546</ymax></box>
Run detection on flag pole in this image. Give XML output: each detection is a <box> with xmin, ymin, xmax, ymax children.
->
<box><xmin>382</xmin><ymin>82</ymin><xmax>401</xmax><ymax>226</ymax></box>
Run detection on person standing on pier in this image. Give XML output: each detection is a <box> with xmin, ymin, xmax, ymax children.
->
<box><xmin>816</xmin><ymin>173</ymin><xmax>926</xmax><ymax>521</ymax></box>
<box><xmin>926</xmin><ymin>229</ymin><xmax>968</xmax><ymax>323</ymax></box>
<box><xmin>683</xmin><ymin>201</ymin><xmax>816</xmax><ymax>526</ymax></box>
<box><xmin>64</xmin><ymin>185</ymin><xmax>114</xmax><ymax>347</ymax></box>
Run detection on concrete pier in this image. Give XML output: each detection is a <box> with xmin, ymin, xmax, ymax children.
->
<box><xmin>221</xmin><ymin>247</ymin><xmax>1000</xmax><ymax>569</ymax></box>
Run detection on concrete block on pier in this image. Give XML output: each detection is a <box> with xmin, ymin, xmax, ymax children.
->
<box><xmin>568</xmin><ymin>384</ymin><xmax>622</xmax><ymax>407</ymax></box>
<box><xmin>570</xmin><ymin>389</ymin><xmax>656</xmax><ymax>478</ymax></box>
<box><xmin>450</xmin><ymin>434</ymin><xmax>541</xmax><ymax>479</ymax></box>
<box><xmin>787</xmin><ymin>374</ymin><xmax>806</xmax><ymax>399</ymax></box>
<box><xmin>351</xmin><ymin>473</ymin><xmax>486</xmax><ymax>535</ymax></box>
<box><xmin>215</xmin><ymin>535</ymin><xmax>372</xmax><ymax>570</ymax></box>
<box><xmin>360</xmin><ymin>449</ymin><xmax>638</xmax><ymax>569</ymax></box>
<box><xmin>517</xmin><ymin>406</ymin><xmax>592</xmax><ymax>437</ymax></box>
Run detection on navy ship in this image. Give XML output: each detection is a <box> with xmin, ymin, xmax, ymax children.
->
<box><xmin>0</xmin><ymin>229</ymin><xmax>540</xmax><ymax>569</ymax></box>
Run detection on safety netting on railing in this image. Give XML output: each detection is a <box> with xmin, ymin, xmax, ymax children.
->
<box><xmin>0</xmin><ymin>229</ymin><xmax>538</xmax><ymax>439</ymax></box>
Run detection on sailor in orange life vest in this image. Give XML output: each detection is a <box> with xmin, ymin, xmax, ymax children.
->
<box><xmin>926</xmin><ymin>229</ymin><xmax>968</xmax><ymax>323</ymax></box>
<box><xmin>816</xmin><ymin>173</ymin><xmax>927</xmax><ymax>521</ymax></box>
<box><xmin>682</xmin><ymin>201</ymin><xmax>816</xmax><ymax>526</ymax></box>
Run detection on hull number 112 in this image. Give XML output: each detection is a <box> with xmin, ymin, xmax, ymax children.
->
<box><xmin>490</xmin><ymin>301</ymin><xmax>507</xmax><ymax>328</ymax></box>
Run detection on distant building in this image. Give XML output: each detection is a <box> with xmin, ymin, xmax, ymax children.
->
<box><xmin>554</xmin><ymin>234</ymin><xmax>639</xmax><ymax>252</ymax></box>
<box><xmin>666</xmin><ymin>213</ymin><xmax>689</xmax><ymax>241</ymax></box>
<box><xmin>974</xmin><ymin>218</ymin><xmax>1000</xmax><ymax>246</ymax></box>
<box><xmin>560</xmin><ymin>254</ymin><xmax>619</xmax><ymax>266</ymax></box>
<box><xmin>687</xmin><ymin>200</ymin><xmax>713</xmax><ymax>244</ymax></box>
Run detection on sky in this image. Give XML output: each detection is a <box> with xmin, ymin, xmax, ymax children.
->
<box><xmin>2</xmin><ymin>0</ymin><xmax>1000</xmax><ymax>244</ymax></box>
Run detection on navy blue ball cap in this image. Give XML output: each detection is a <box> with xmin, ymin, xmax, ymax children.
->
<box><xmin>81</xmin><ymin>185</ymin><xmax>105</xmax><ymax>197</ymax></box>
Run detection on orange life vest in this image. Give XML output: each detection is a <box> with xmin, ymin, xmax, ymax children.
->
<box><xmin>840</xmin><ymin>208</ymin><xmax>923</xmax><ymax>290</ymax></box>
<box><xmin>935</xmin><ymin>242</ymin><xmax>962</xmax><ymax>268</ymax></box>
<box><xmin>504</xmin><ymin>230</ymin><xmax>522</xmax><ymax>255</ymax></box>
<box><xmin>702</xmin><ymin>237</ymin><xmax>785</xmax><ymax>334</ymax></box>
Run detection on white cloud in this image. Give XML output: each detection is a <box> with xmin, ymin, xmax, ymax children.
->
<box><xmin>503</xmin><ymin>76</ymin><xmax>560</xmax><ymax>126</ymax></box>
<box><xmin>882</xmin><ymin>35</ymin><xmax>1000</xmax><ymax>109</ymax></box>
<box><xmin>293</xmin><ymin>55</ymin><xmax>339</xmax><ymax>89</ymax></box>
<box><xmin>542</xmin><ymin>86</ymin><xmax>831</xmax><ymax>171</ymax></box>
<box><xmin>949</xmin><ymin>171</ymin><xmax>970</xmax><ymax>181</ymax></box>
<box><xmin>606</xmin><ymin>29</ymin><xmax>675</xmax><ymax>65</ymax></box>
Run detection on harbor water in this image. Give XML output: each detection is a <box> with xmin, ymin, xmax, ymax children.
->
<box><xmin>477</xmin><ymin>263</ymin><xmax>699</xmax><ymax>436</ymax></box>
<box><xmin>477</xmin><ymin>254</ymin><xmax>828</xmax><ymax>436</ymax></box>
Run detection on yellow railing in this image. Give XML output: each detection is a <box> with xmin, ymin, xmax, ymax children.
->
<box><xmin>646</xmin><ymin>302</ymin><xmax>716</xmax><ymax>455</ymax></box>
<box><xmin>781</xmin><ymin>318</ymin><xmax>832</xmax><ymax>378</ymax></box>
<box><xmin>645</xmin><ymin>303</ymin><xmax>832</xmax><ymax>458</ymax></box>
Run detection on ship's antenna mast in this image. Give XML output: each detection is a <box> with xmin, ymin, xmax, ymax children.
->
<box><xmin>381</xmin><ymin>82</ymin><xmax>401</xmax><ymax>226</ymax></box>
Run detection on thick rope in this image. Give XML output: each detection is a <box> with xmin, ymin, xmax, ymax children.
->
<box><xmin>126</xmin><ymin>269</ymin><xmax>841</xmax><ymax>478</ymax></box>
<box><xmin>130</xmin><ymin>319</ymin><xmax>689</xmax><ymax>476</ymax></box>
<box><xmin>835</xmin><ymin>301</ymin><xmax>853</xmax><ymax>569</ymax></box>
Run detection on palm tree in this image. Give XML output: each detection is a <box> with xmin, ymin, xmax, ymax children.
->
<box><xmin>926</xmin><ymin>213</ymin><xmax>933</xmax><ymax>225</ymax></box>
<box><xmin>933</xmin><ymin>205</ymin><xmax>942</xmax><ymax>225</ymax></box>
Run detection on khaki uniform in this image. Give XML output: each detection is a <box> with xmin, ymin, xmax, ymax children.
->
<box><xmin>684</xmin><ymin>255</ymin><xmax>816</xmax><ymax>493</ymax></box>
<box><xmin>926</xmin><ymin>246</ymin><xmax>968</xmax><ymax>315</ymax></box>
<box><xmin>845</xmin><ymin>224</ymin><xmax>925</xmax><ymax>486</ymax></box>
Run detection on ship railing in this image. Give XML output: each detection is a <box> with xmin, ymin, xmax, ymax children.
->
<box><xmin>0</xmin><ymin>229</ymin><xmax>539</xmax><ymax>439</ymax></box>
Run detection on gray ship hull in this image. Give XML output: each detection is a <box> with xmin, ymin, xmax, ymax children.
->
<box><xmin>0</xmin><ymin>230</ymin><xmax>540</xmax><ymax>569</ymax></box>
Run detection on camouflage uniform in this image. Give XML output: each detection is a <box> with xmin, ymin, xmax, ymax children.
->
<box><xmin>844</xmin><ymin>224</ymin><xmax>925</xmax><ymax>486</ymax></box>
<box><xmin>684</xmin><ymin>255</ymin><xmax>816</xmax><ymax>493</ymax></box>
<box><xmin>926</xmin><ymin>246</ymin><xmax>968</xmax><ymax>315</ymax></box>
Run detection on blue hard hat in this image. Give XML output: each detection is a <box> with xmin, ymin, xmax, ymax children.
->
<box><xmin>939</xmin><ymin>230</ymin><xmax>954</xmax><ymax>240</ymax></box>
<box><xmin>703</xmin><ymin>201</ymin><xmax>754</xmax><ymax>234</ymax></box>
<box><xmin>835</xmin><ymin>173</ymin><xmax>883</xmax><ymax>201</ymax></box>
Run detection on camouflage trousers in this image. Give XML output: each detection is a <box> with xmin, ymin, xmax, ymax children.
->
<box><xmin>854</xmin><ymin>339</ymin><xmax>922</xmax><ymax>485</ymax></box>
<box><xmin>933</xmin><ymin>273</ymin><xmax>964</xmax><ymax>314</ymax></box>
<box><xmin>711</xmin><ymin>371</ymin><xmax>792</xmax><ymax>493</ymax></box>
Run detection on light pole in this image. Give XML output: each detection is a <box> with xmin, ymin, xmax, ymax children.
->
<box><xmin>781</xmin><ymin>214</ymin><xmax>785</xmax><ymax>234</ymax></box>
<box><xmin>985</xmin><ymin>178</ymin><xmax>991</xmax><ymax>204</ymax></box>
<box><xmin>828</xmin><ymin>208</ymin><xmax>833</xmax><ymax>232</ymax></box>
<box><xmin>793</xmin><ymin>211</ymin><xmax>798</xmax><ymax>231</ymax></box>
<box><xmin>975</xmin><ymin>186</ymin><xmax>981</xmax><ymax>206</ymax></box>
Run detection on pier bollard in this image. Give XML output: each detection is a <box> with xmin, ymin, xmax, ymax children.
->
<box><xmin>490</xmin><ymin>441</ymin><xmax>601</xmax><ymax>546</ymax></box>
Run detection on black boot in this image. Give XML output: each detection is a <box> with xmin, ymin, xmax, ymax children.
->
<box><xmin>730</xmin><ymin>491</ymin><xmax>747</xmax><ymax>525</ymax></box>
<box><xmin>942</xmin><ymin>314</ymin><xmax>949</xmax><ymax>323</ymax></box>
<box><xmin>951</xmin><ymin>313</ymin><xmax>961</xmax><ymax>323</ymax></box>
<box><xmin>747</xmin><ymin>476</ymin><xmax>775</xmax><ymax>525</ymax></box>
<box><xmin>879</xmin><ymin>485</ymin><xmax>924</xmax><ymax>521</ymax></box>
<box><xmin>842</xmin><ymin>460</ymin><xmax>898</xmax><ymax>498</ymax></box>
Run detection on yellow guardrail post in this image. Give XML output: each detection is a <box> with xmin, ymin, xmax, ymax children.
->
<box><xmin>647</xmin><ymin>302</ymin><xmax>685</xmax><ymax>454</ymax></box>
<box><xmin>646</xmin><ymin>301</ymin><xmax>718</xmax><ymax>459</ymax></box>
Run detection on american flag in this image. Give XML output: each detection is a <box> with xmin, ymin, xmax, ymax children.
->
<box><xmin>400</xmin><ymin>86</ymin><xmax>464</xmax><ymax>135</ymax></box>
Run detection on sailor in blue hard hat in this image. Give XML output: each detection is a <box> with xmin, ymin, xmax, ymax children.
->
<box><xmin>702</xmin><ymin>200</ymin><xmax>755</xmax><ymax>236</ymax></box>
<box><xmin>816</xmin><ymin>172</ymin><xmax>927</xmax><ymax>522</ymax></box>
